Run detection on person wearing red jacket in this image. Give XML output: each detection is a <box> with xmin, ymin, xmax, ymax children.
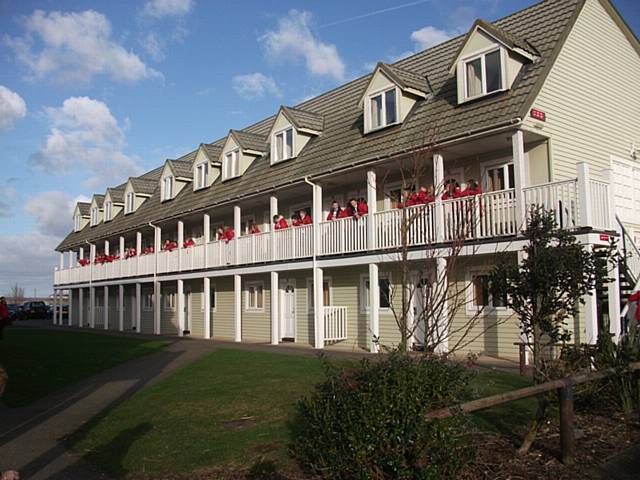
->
<box><xmin>273</xmin><ymin>214</ymin><xmax>289</xmax><ymax>230</ymax></box>
<box><xmin>397</xmin><ymin>190</ymin><xmax>417</xmax><ymax>208</ymax></box>
<box><xmin>416</xmin><ymin>185</ymin><xmax>435</xmax><ymax>204</ymax></box>
<box><xmin>326</xmin><ymin>201</ymin><xmax>343</xmax><ymax>221</ymax></box>
<box><xmin>441</xmin><ymin>179</ymin><xmax>462</xmax><ymax>200</ymax></box>
<box><xmin>460</xmin><ymin>179</ymin><xmax>482</xmax><ymax>197</ymax></box>
<box><xmin>357</xmin><ymin>198</ymin><xmax>368</xmax><ymax>216</ymax></box>
<box><xmin>628</xmin><ymin>291</ymin><xmax>640</xmax><ymax>326</ymax></box>
<box><xmin>248</xmin><ymin>220</ymin><xmax>261</xmax><ymax>234</ymax></box>
<box><xmin>183</xmin><ymin>238</ymin><xmax>195</xmax><ymax>248</ymax></box>
<box><xmin>298</xmin><ymin>210</ymin><xmax>312</xmax><ymax>225</ymax></box>
<box><xmin>0</xmin><ymin>297</ymin><xmax>9</xmax><ymax>340</ymax></box>
<box><xmin>223</xmin><ymin>227</ymin><xmax>234</xmax><ymax>242</ymax></box>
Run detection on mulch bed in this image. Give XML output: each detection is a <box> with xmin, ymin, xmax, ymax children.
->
<box><xmin>133</xmin><ymin>412</ymin><xmax>639</xmax><ymax>480</ymax></box>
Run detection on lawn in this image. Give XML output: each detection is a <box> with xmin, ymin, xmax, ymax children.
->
<box><xmin>70</xmin><ymin>349</ymin><xmax>536</xmax><ymax>479</ymax></box>
<box><xmin>0</xmin><ymin>327</ymin><xmax>168</xmax><ymax>407</ymax></box>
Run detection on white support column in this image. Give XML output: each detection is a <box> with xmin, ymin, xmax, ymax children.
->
<box><xmin>434</xmin><ymin>257</ymin><xmax>449</xmax><ymax>354</ymax></box>
<box><xmin>104</xmin><ymin>240</ymin><xmax>110</xmax><ymax>256</ymax></box>
<box><xmin>583</xmin><ymin>287</ymin><xmax>598</xmax><ymax>344</ymax></box>
<box><xmin>59</xmin><ymin>252</ymin><xmax>64</xmax><ymax>271</ymax></box>
<box><xmin>78</xmin><ymin>287</ymin><xmax>83</xmax><ymax>328</ymax></box>
<box><xmin>368</xmin><ymin>263</ymin><xmax>380</xmax><ymax>353</ymax></box>
<box><xmin>177</xmin><ymin>279</ymin><xmax>185</xmax><ymax>336</ymax></box>
<box><xmin>118</xmin><ymin>284</ymin><xmax>124</xmax><ymax>331</ymax></box>
<box><xmin>608</xmin><ymin>260</ymin><xmax>622</xmax><ymax>343</ymax></box>
<box><xmin>104</xmin><ymin>286</ymin><xmax>109</xmax><ymax>330</ymax></box>
<box><xmin>576</xmin><ymin>162</ymin><xmax>593</xmax><ymax>228</ymax></box>
<box><xmin>233</xmin><ymin>205</ymin><xmax>241</xmax><ymax>264</ymax></box>
<box><xmin>433</xmin><ymin>153</ymin><xmax>445</xmax><ymax>242</ymax></box>
<box><xmin>177</xmin><ymin>220</ymin><xmax>184</xmax><ymax>270</ymax></box>
<box><xmin>313</xmin><ymin>267</ymin><xmax>324</xmax><ymax>349</ymax></box>
<box><xmin>119</xmin><ymin>236</ymin><xmax>125</xmax><ymax>259</ymax></box>
<box><xmin>154</xmin><ymin>226</ymin><xmax>161</xmax><ymax>257</ymax></box>
<box><xmin>367</xmin><ymin>170</ymin><xmax>377</xmax><ymax>250</ymax></box>
<box><xmin>136</xmin><ymin>231</ymin><xmax>142</xmax><ymax>272</ymax></box>
<box><xmin>270</xmin><ymin>196</ymin><xmax>278</xmax><ymax>261</ymax></box>
<box><xmin>79</xmin><ymin>247</ymin><xmax>85</xmax><ymax>263</ymax></box>
<box><xmin>90</xmin><ymin>243</ymin><xmax>96</xmax><ymax>263</ymax></box>
<box><xmin>90</xmin><ymin>286</ymin><xmax>95</xmax><ymax>328</ymax></box>
<box><xmin>68</xmin><ymin>288</ymin><xmax>74</xmax><ymax>326</ymax></box>
<box><xmin>312</xmin><ymin>184</ymin><xmax>322</xmax><ymax>256</ymax></box>
<box><xmin>154</xmin><ymin>281</ymin><xmax>161</xmax><ymax>335</ymax></box>
<box><xmin>203</xmin><ymin>277</ymin><xmax>211</xmax><ymax>339</ymax></box>
<box><xmin>135</xmin><ymin>283</ymin><xmax>141</xmax><ymax>333</ymax></box>
<box><xmin>52</xmin><ymin>290</ymin><xmax>58</xmax><ymax>325</ymax></box>
<box><xmin>234</xmin><ymin>274</ymin><xmax>241</xmax><ymax>342</ymax></box>
<box><xmin>601</xmin><ymin>168</ymin><xmax>617</xmax><ymax>230</ymax></box>
<box><xmin>203</xmin><ymin>213</ymin><xmax>210</xmax><ymax>266</ymax></box>
<box><xmin>270</xmin><ymin>271</ymin><xmax>279</xmax><ymax>345</ymax></box>
<box><xmin>512</xmin><ymin>130</ymin><xmax>528</xmax><ymax>228</ymax></box>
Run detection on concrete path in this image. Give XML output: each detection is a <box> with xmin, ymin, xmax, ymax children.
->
<box><xmin>0</xmin><ymin>331</ymin><xmax>217</xmax><ymax>479</ymax></box>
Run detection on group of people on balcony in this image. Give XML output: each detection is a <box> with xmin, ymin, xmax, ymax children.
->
<box><xmin>326</xmin><ymin>198</ymin><xmax>368</xmax><ymax>220</ymax></box>
<box><xmin>396</xmin><ymin>179</ymin><xmax>482</xmax><ymax>208</ymax></box>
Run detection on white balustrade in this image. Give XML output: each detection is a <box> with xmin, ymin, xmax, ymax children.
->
<box><xmin>374</xmin><ymin>203</ymin><xmax>436</xmax><ymax>250</ymax></box>
<box><xmin>324</xmin><ymin>306</ymin><xmax>348</xmax><ymax>342</ymax></box>
<box><xmin>138</xmin><ymin>254</ymin><xmax>155</xmax><ymax>276</ymax></box>
<box><xmin>274</xmin><ymin>224</ymin><xmax>313</xmax><ymax>260</ymax></box>
<box><xmin>237</xmin><ymin>232</ymin><xmax>271</xmax><ymax>264</ymax></box>
<box><xmin>319</xmin><ymin>216</ymin><xmax>368</xmax><ymax>255</ymax></box>
<box><xmin>523</xmin><ymin>179</ymin><xmax>579</xmax><ymax>229</ymax></box>
<box><xmin>589</xmin><ymin>179</ymin><xmax>611</xmax><ymax>230</ymax></box>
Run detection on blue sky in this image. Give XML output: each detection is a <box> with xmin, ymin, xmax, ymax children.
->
<box><xmin>0</xmin><ymin>0</ymin><xmax>638</xmax><ymax>295</ymax></box>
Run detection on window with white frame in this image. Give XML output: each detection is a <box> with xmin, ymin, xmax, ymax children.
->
<box><xmin>483</xmin><ymin>161</ymin><xmax>515</xmax><ymax>192</ymax></box>
<box><xmin>195</xmin><ymin>162</ymin><xmax>209</xmax><ymax>189</ymax></box>
<box><xmin>467</xmin><ymin>271</ymin><xmax>507</xmax><ymax>313</ymax></box>
<box><xmin>306</xmin><ymin>278</ymin><xmax>332</xmax><ymax>312</ymax></box>
<box><xmin>143</xmin><ymin>292</ymin><xmax>154</xmax><ymax>311</ymax></box>
<box><xmin>463</xmin><ymin>48</ymin><xmax>504</xmax><ymax>100</ymax></box>
<box><xmin>104</xmin><ymin>201</ymin><xmax>112</xmax><ymax>221</ymax></box>
<box><xmin>163</xmin><ymin>291</ymin><xmax>176</xmax><ymax>310</ymax></box>
<box><xmin>361</xmin><ymin>274</ymin><xmax>392</xmax><ymax>312</ymax></box>
<box><xmin>223</xmin><ymin>149</ymin><xmax>240</xmax><ymax>180</ymax></box>
<box><xmin>246</xmin><ymin>282</ymin><xmax>264</xmax><ymax>311</ymax></box>
<box><xmin>74</xmin><ymin>215</ymin><xmax>81</xmax><ymax>232</ymax></box>
<box><xmin>163</xmin><ymin>176</ymin><xmax>174</xmax><ymax>200</ymax></box>
<box><xmin>125</xmin><ymin>191</ymin><xmax>135</xmax><ymax>214</ymax></box>
<box><xmin>201</xmin><ymin>285</ymin><xmax>217</xmax><ymax>312</ymax></box>
<box><xmin>272</xmin><ymin>127</ymin><xmax>294</xmax><ymax>163</ymax></box>
<box><xmin>366</xmin><ymin>87</ymin><xmax>398</xmax><ymax>132</ymax></box>
<box><xmin>90</xmin><ymin>207</ymin><xmax>99</xmax><ymax>226</ymax></box>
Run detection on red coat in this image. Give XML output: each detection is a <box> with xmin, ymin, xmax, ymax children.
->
<box><xmin>416</xmin><ymin>191</ymin><xmax>435</xmax><ymax>204</ymax></box>
<box><xmin>441</xmin><ymin>187</ymin><xmax>462</xmax><ymax>200</ymax></box>
<box><xmin>224</xmin><ymin>229</ymin><xmax>235</xmax><ymax>241</ymax></box>
<box><xmin>249</xmin><ymin>225</ymin><xmax>261</xmax><ymax>234</ymax></box>
<box><xmin>302</xmin><ymin>215</ymin><xmax>312</xmax><ymax>225</ymax></box>
<box><xmin>461</xmin><ymin>186</ymin><xmax>482</xmax><ymax>197</ymax></box>
<box><xmin>0</xmin><ymin>303</ymin><xmax>10</xmax><ymax>321</ymax></box>
<box><xmin>630</xmin><ymin>291</ymin><xmax>640</xmax><ymax>321</ymax></box>
<box><xmin>357</xmin><ymin>203</ymin><xmax>368</xmax><ymax>215</ymax></box>
<box><xmin>274</xmin><ymin>218</ymin><xmax>289</xmax><ymax>230</ymax></box>
<box><xmin>327</xmin><ymin>209</ymin><xmax>342</xmax><ymax>220</ymax></box>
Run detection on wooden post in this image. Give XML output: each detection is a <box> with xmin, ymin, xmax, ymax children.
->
<box><xmin>558</xmin><ymin>381</ymin><xmax>575</xmax><ymax>465</ymax></box>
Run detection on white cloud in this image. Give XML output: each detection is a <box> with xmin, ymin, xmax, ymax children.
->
<box><xmin>142</xmin><ymin>0</ymin><xmax>194</xmax><ymax>18</ymax></box>
<box><xmin>261</xmin><ymin>10</ymin><xmax>345</xmax><ymax>81</ymax></box>
<box><xmin>31</xmin><ymin>96</ymin><xmax>143</xmax><ymax>189</ymax></box>
<box><xmin>232</xmin><ymin>73</ymin><xmax>281</xmax><ymax>100</ymax></box>
<box><xmin>24</xmin><ymin>191</ymin><xmax>79</xmax><ymax>238</ymax></box>
<box><xmin>4</xmin><ymin>9</ymin><xmax>160</xmax><ymax>84</ymax></box>
<box><xmin>411</xmin><ymin>25</ymin><xmax>453</xmax><ymax>50</ymax></box>
<box><xmin>0</xmin><ymin>184</ymin><xmax>17</xmax><ymax>218</ymax></box>
<box><xmin>0</xmin><ymin>85</ymin><xmax>27</xmax><ymax>131</ymax></box>
<box><xmin>140</xmin><ymin>31</ymin><xmax>165</xmax><ymax>62</ymax></box>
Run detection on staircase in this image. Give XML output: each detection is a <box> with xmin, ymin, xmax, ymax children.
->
<box><xmin>617</xmin><ymin>217</ymin><xmax>640</xmax><ymax>326</ymax></box>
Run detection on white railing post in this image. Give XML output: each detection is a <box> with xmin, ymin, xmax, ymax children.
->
<box><xmin>234</xmin><ymin>205</ymin><xmax>241</xmax><ymax>265</ymax></box>
<box><xmin>314</xmin><ymin>267</ymin><xmax>324</xmax><ymax>349</ymax></box>
<box><xmin>577</xmin><ymin>162</ymin><xmax>592</xmax><ymax>228</ymax></box>
<box><xmin>52</xmin><ymin>290</ymin><xmax>58</xmax><ymax>325</ymax></box>
<box><xmin>104</xmin><ymin>286</ymin><xmax>109</xmax><ymax>330</ymax></box>
<box><xmin>104</xmin><ymin>240</ymin><xmax>110</xmax><ymax>257</ymax></box>
<box><xmin>270</xmin><ymin>195</ymin><xmax>278</xmax><ymax>261</ymax></box>
<box><xmin>177</xmin><ymin>279</ymin><xmax>184</xmax><ymax>336</ymax></box>
<box><xmin>271</xmin><ymin>271</ymin><xmax>279</xmax><ymax>345</ymax></box>
<box><xmin>68</xmin><ymin>288</ymin><xmax>73</xmax><ymax>326</ymax></box>
<box><xmin>78</xmin><ymin>287</ymin><xmax>84</xmax><ymax>328</ymax></box>
<box><xmin>512</xmin><ymin>130</ymin><xmax>528</xmax><ymax>228</ymax></box>
<box><xmin>177</xmin><ymin>220</ymin><xmax>184</xmax><ymax>271</ymax></box>
<box><xmin>367</xmin><ymin>170</ymin><xmax>377</xmax><ymax>250</ymax></box>
<box><xmin>59</xmin><ymin>252</ymin><xmax>64</xmax><ymax>272</ymax></box>
<box><xmin>203</xmin><ymin>213</ymin><xmax>210</xmax><ymax>267</ymax></box>
<box><xmin>434</xmin><ymin>257</ymin><xmax>449</xmax><ymax>353</ymax></box>
<box><xmin>433</xmin><ymin>153</ymin><xmax>445</xmax><ymax>243</ymax></box>
<box><xmin>90</xmin><ymin>286</ymin><xmax>95</xmax><ymax>328</ymax></box>
<box><xmin>601</xmin><ymin>168</ymin><xmax>616</xmax><ymax>230</ymax></box>
<box><xmin>204</xmin><ymin>277</ymin><xmax>211</xmax><ymax>339</ymax></box>
<box><xmin>608</xmin><ymin>260</ymin><xmax>622</xmax><ymax>343</ymax></box>
<box><xmin>369</xmin><ymin>263</ymin><xmax>379</xmax><ymax>353</ymax></box>
<box><xmin>234</xmin><ymin>274</ymin><xmax>241</xmax><ymax>342</ymax></box>
<box><xmin>118</xmin><ymin>284</ymin><xmax>124</xmax><ymax>331</ymax></box>
<box><xmin>135</xmin><ymin>283</ymin><xmax>141</xmax><ymax>333</ymax></box>
<box><xmin>154</xmin><ymin>280</ymin><xmax>161</xmax><ymax>335</ymax></box>
<box><xmin>584</xmin><ymin>284</ymin><xmax>598</xmax><ymax>344</ymax></box>
<box><xmin>136</xmin><ymin>231</ymin><xmax>142</xmax><ymax>273</ymax></box>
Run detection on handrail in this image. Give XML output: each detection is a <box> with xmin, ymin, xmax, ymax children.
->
<box><xmin>617</xmin><ymin>216</ymin><xmax>640</xmax><ymax>319</ymax></box>
<box><xmin>426</xmin><ymin>361</ymin><xmax>640</xmax><ymax>465</ymax></box>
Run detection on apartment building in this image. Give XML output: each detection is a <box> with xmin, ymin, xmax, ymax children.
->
<box><xmin>52</xmin><ymin>0</ymin><xmax>640</xmax><ymax>361</ymax></box>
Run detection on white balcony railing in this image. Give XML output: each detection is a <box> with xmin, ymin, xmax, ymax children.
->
<box><xmin>54</xmin><ymin>171</ymin><xmax>613</xmax><ymax>286</ymax></box>
<box><xmin>323</xmin><ymin>306</ymin><xmax>347</xmax><ymax>342</ymax></box>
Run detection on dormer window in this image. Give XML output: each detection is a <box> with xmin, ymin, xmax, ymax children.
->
<box><xmin>366</xmin><ymin>87</ymin><xmax>398</xmax><ymax>132</ymax></box>
<box><xmin>104</xmin><ymin>201</ymin><xmax>112</xmax><ymax>222</ymax></box>
<box><xmin>463</xmin><ymin>48</ymin><xmax>504</xmax><ymax>100</ymax></box>
<box><xmin>162</xmin><ymin>175</ymin><xmax>174</xmax><ymax>201</ymax></box>
<box><xmin>223</xmin><ymin>149</ymin><xmax>240</xmax><ymax>180</ymax></box>
<box><xmin>90</xmin><ymin>207</ymin><xmax>99</xmax><ymax>226</ymax></box>
<box><xmin>125</xmin><ymin>191</ymin><xmax>135</xmax><ymax>214</ymax></box>
<box><xmin>74</xmin><ymin>215</ymin><xmax>81</xmax><ymax>232</ymax></box>
<box><xmin>195</xmin><ymin>162</ymin><xmax>208</xmax><ymax>189</ymax></box>
<box><xmin>272</xmin><ymin>127</ymin><xmax>294</xmax><ymax>163</ymax></box>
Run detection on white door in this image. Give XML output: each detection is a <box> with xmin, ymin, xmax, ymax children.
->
<box><xmin>612</xmin><ymin>157</ymin><xmax>640</xmax><ymax>226</ymax></box>
<box><xmin>412</xmin><ymin>278</ymin><xmax>427</xmax><ymax>347</ymax></box>
<box><xmin>281</xmin><ymin>283</ymin><xmax>296</xmax><ymax>339</ymax></box>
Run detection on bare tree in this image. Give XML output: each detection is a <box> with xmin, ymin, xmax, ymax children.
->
<box><xmin>8</xmin><ymin>283</ymin><xmax>25</xmax><ymax>304</ymax></box>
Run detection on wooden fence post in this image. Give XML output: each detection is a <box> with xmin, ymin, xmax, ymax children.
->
<box><xmin>558</xmin><ymin>380</ymin><xmax>575</xmax><ymax>465</ymax></box>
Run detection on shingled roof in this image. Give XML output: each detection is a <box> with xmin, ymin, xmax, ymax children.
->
<box><xmin>377</xmin><ymin>62</ymin><xmax>431</xmax><ymax>95</ymax></box>
<box><xmin>281</xmin><ymin>106</ymin><xmax>324</xmax><ymax>133</ymax></box>
<box><xmin>167</xmin><ymin>159</ymin><xmax>193</xmax><ymax>179</ymax></box>
<box><xmin>76</xmin><ymin>202</ymin><xmax>90</xmax><ymax>216</ymax></box>
<box><xmin>106</xmin><ymin>187</ymin><xmax>125</xmax><ymax>204</ymax></box>
<box><xmin>130</xmin><ymin>177</ymin><xmax>157</xmax><ymax>196</ymax></box>
<box><xmin>57</xmin><ymin>0</ymin><xmax>585</xmax><ymax>251</ymax></box>
<box><xmin>92</xmin><ymin>195</ymin><xmax>105</xmax><ymax>208</ymax></box>
<box><xmin>230</xmin><ymin>130</ymin><xmax>267</xmax><ymax>154</ymax></box>
<box><xmin>201</xmin><ymin>143</ymin><xmax>223</xmax><ymax>163</ymax></box>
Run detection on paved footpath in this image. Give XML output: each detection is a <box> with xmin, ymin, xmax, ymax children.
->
<box><xmin>0</xmin><ymin>329</ymin><xmax>219</xmax><ymax>480</ymax></box>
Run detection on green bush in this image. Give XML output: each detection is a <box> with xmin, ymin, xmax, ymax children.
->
<box><xmin>290</xmin><ymin>352</ymin><xmax>475</xmax><ymax>480</ymax></box>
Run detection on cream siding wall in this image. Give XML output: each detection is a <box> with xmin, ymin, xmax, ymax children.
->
<box><xmin>123</xmin><ymin>285</ymin><xmax>134</xmax><ymax>330</ymax></box>
<box><xmin>212</xmin><ymin>276</ymin><xmax>235</xmax><ymax>340</ymax></box>
<box><xmin>186</xmin><ymin>279</ymin><xmax>205</xmax><ymax>337</ymax></box>
<box><xmin>140</xmin><ymin>284</ymin><xmax>155</xmax><ymax>334</ymax></box>
<box><xmin>71</xmin><ymin>290</ymin><xmax>80</xmax><ymax>326</ymax></box>
<box><xmin>108</xmin><ymin>287</ymin><xmax>119</xmax><ymax>330</ymax></box>
<box><xmin>161</xmin><ymin>284</ymin><xmax>179</xmax><ymax>335</ymax></box>
<box><xmin>242</xmin><ymin>273</ymin><xmax>271</xmax><ymax>342</ymax></box>
<box><xmin>523</xmin><ymin>0</ymin><xmax>640</xmax><ymax>183</ymax></box>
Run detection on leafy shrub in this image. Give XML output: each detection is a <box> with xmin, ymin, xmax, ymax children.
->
<box><xmin>290</xmin><ymin>351</ymin><xmax>474</xmax><ymax>480</ymax></box>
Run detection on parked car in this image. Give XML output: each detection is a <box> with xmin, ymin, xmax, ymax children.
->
<box><xmin>21</xmin><ymin>301</ymin><xmax>51</xmax><ymax>320</ymax></box>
